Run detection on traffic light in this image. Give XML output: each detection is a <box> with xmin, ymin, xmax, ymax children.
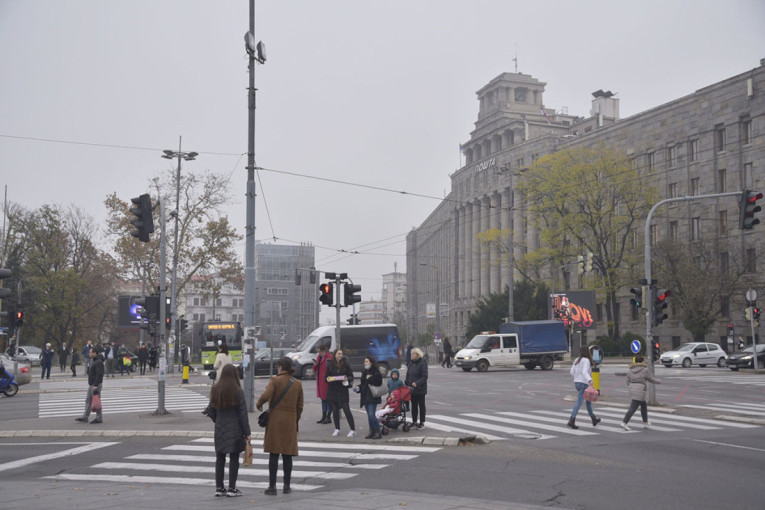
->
<box><xmin>744</xmin><ymin>307</ymin><xmax>752</xmax><ymax>321</ymax></box>
<box><xmin>344</xmin><ymin>282</ymin><xmax>361</xmax><ymax>307</ymax></box>
<box><xmin>319</xmin><ymin>283</ymin><xmax>333</xmax><ymax>306</ymax></box>
<box><xmin>752</xmin><ymin>307</ymin><xmax>761</xmax><ymax>327</ymax></box>
<box><xmin>652</xmin><ymin>341</ymin><xmax>661</xmax><ymax>361</ymax></box>
<box><xmin>630</xmin><ymin>287</ymin><xmax>643</xmax><ymax>309</ymax></box>
<box><xmin>13</xmin><ymin>310</ymin><xmax>23</xmax><ymax>328</ymax></box>
<box><xmin>129</xmin><ymin>193</ymin><xmax>155</xmax><ymax>242</ymax></box>
<box><xmin>652</xmin><ymin>287</ymin><xmax>671</xmax><ymax>326</ymax></box>
<box><xmin>738</xmin><ymin>189</ymin><xmax>762</xmax><ymax>230</ymax></box>
<box><xmin>585</xmin><ymin>252</ymin><xmax>594</xmax><ymax>273</ymax></box>
<box><xmin>0</xmin><ymin>268</ymin><xmax>12</xmax><ymax>298</ymax></box>
<box><xmin>179</xmin><ymin>317</ymin><xmax>189</xmax><ymax>331</ymax></box>
<box><xmin>577</xmin><ymin>255</ymin><xmax>585</xmax><ymax>275</ymax></box>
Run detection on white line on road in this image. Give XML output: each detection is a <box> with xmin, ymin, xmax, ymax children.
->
<box><xmin>0</xmin><ymin>441</ymin><xmax>118</xmax><ymax>473</ymax></box>
<box><xmin>92</xmin><ymin>461</ymin><xmax>357</xmax><ymax>480</ymax></box>
<box><xmin>127</xmin><ymin>453</ymin><xmax>388</xmax><ymax>469</ymax></box>
<box><xmin>692</xmin><ymin>439</ymin><xmax>765</xmax><ymax>453</ymax></box>
<box><xmin>45</xmin><ymin>473</ymin><xmax>322</xmax><ymax>491</ymax></box>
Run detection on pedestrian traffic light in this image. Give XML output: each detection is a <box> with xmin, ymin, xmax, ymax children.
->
<box><xmin>319</xmin><ymin>283</ymin><xmax>333</xmax><ymax>306</ymax></box>
<box><xmin>577</xmin><ymin>255</ymin><xmax>585</xmax><ymax>275</ymax></box>
<box><xmin>630</xmin><ymin>287</ymin><xmax>643</xmax><ymax>309</ymax></box>
<box><xmin>738</xmin><ymin>189</ymin><xmax>762</xmax><ymax>230</ymax></box>
<box><xmin>129</xmin><ymin>193</ymin><xmax>155</xmax><ymax>242</ymax></box>
<box><xmin>0</xmin><ymin>268</ymin><xmax>12</xmax><ymax>298</ymax></box>
<box><xmin>753</xmin><ymin>307</ymin><xmax>761</xmax><ymax>327</ymax></box>
<box><xmin>585</xmin><ymin>252</ymin><xmax>594</xmax><ymax>273</ymax></box>
<box><xmin>13</xmin><ymin>310</ymin><xmax>23</xmax><ymax>328</ymax></box>
<box><xmin>344</xmin><ymin>282</ymin><xmax>361</xmax><ymax>307</ymax></box>
<box><xmin>652</xmin><ymin>341</ymin><xmax>661</xmax><ymax>361</ymax></box>
<box><xmin>652</xmin><ymin>287</ymin><xmax>671</xmax><ymax>326</ymax></box>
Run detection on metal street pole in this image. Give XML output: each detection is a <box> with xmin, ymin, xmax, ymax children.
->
<box><xmin>154</xmin><ymin>198</ymin><xmax>170</xmax><ymax>415</ymax></box>
<box><xmin>507</xmin><ymin>173</ymin><xmax>515</xmax><ymax>322</ymax></box>
<box><xmin>746</xmin><ymin>288</ymin><xmax>759</xmax><ymax>371</ymax></box>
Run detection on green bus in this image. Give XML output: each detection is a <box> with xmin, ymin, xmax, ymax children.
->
<box><xmin>200</xmin><ymin>321</ymin><xmax>243</xmax><ymax>369</ymax></box>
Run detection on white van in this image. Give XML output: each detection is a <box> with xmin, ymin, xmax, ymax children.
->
<box><xmin>288</xmin><ymin>324</ymin><xmax>402</xmax><ymax>380</ymax></box>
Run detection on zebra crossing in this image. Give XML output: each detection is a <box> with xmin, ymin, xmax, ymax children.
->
<box><xmin>679</xmin><ymin>401</ymin><xmax>765</xmax><ymax>417</ymax></box>
<box><xmin>424</xmin><ymin>407</ymin><xmax>760</xmax><ymax>441</ymax></box>
<box><xmin>38</xmin><ymin>387</ymin><xmax>209</xmax><ymax>417</ymax></box>
<box><xmin>660</xmin><ymin>371</ymin><xmax>765</xmax><ymax>386</ymax></box>
<box><xmin>44</xmin><ymin>438</ymin><xmax>441</xmax><ymax>492</ymax></box>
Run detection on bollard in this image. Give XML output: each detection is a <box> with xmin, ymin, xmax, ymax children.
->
<box><xmin>182</xmin><ymin>364</ymin><xmax>189</xmax><ymax>384</ymax></box>
<box><xmin>592</xmin><ymin>366</ymin><xmax>600</xmax><ymax>394</ymax></box>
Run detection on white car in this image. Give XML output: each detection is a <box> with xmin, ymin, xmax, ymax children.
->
<box><xmin>660</xmin><ymin>342</ymin><xmax>727</xmax><ymax>368</ymax></box>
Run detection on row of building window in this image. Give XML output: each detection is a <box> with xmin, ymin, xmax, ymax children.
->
<box><xmin>191</xmin><ymin>297</ymin><xmax>245</xmax><ymax>307</ymax></box>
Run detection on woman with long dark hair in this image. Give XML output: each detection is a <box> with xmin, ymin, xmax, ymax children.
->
<box><xmin>567</xmin><ymin>345</ymin><xmax>601</xmax><ymax>429</ymax></box>
<box><xmin>358</xmin><ymin>356</ymin><xmax>383</xmax><ymax>439</ymax></box>
<box><xmin>325</xmin><ymin>349</ymin><xmax>356</xmax><ymax>437</ymax></box>
<box><xmin>257</xmin><ymin>357</ymin><xmax>304</xmax><ymax>495</ymax></box>
<box><xmin>208</xmin><ymin>364</ymin><xmax>251</xmax><ymax>497</ymax></box>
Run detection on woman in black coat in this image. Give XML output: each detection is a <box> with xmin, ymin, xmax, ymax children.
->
<box><xmin>325</xmin><ymin>349</ymin><xmax>356</xmax><ymax>437</ymax></box>
<box><xmin>358</xmin><ymin>356</ymin><xmax>383</xmax><ymax>439</ymax></box>
<box><xmin>208</xmin><ymin>364</ymin><xmax>251</xmax><ymax>497</ymax></box>
<box><xmin>405</xmin><ymin>347</ymin><xmax>428</xmax><ymax>429</ymax></box>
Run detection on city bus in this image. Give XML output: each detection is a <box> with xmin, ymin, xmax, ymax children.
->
<box><xmin>200</xmin><ymin>321</ymin><xmax>243</xmax><ymax>369</ymax></box>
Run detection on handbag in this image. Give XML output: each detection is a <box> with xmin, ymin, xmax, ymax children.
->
<box><xmin>369</xmin><ymin>383</ymin><xmax>387</xmax><ymax>398</ymax></box>
<box><xmin>208</xmin><ymin>369</ymin><xmax>216</xmax><ymax>380</ymax></box>
<box><xmin>258</xmin><ymin>378</ymin><xmax>294</xmax><ymax>428</ymax></box>
<box><xmin>583</xmin><ymin>385</ymin><xmax>599</xmax><ymax>403</ymax></box>
<box><xmin>242</xmin><ymin>439</ymin><xmax>253</xmax><ymax>467</ymax></box>
<box><xmin>91</xmin><ymin>392</ymin><xmax>102</xmax><ymax>412</ymax></box>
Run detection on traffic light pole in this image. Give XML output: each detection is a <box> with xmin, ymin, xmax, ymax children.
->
<box><xmin>154</xmin><ymin>199</ymin><xmax>169</xmax><ymax>415</ymax></box>
<box><xmin>643</xmin><ymin>191</ymin><xmax>740</xmax><ymax>404</ymax></box>
<box><xmin>335</xmin><ymin>275</ymin><xmax>342</xmax><ymax>349</ymax></box>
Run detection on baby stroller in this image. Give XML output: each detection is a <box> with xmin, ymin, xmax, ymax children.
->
<box><xmin>377</xmin><ymin>385</ymin><xmax>412</xmax><ymax>435</ymax></box>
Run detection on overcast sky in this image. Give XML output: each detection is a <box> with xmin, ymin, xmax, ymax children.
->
<box><xmin>2</xmin><ymin>0</ymin><xmax>764</xmax><ymax>323</ymax></box>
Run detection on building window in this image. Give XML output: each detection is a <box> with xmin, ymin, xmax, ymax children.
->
<box><xmin>514</xmin><ymin>88</ymin><xmax>527</xmax><ymax>102</ymax></box>
<box><xmin>719</xmin><ymin>211</ymin><xmax>728</xmax><ymax>234</ymax></box>
<box><xmin>691</xmin><ymin>217</ymin><xmax>700</xmax><ymax>240</ymax></box>
<box><xmin>690</xmin><ymin>177</ymin><xmax>700</xmax><ymax>196</ymax></box>
<box><xmin>669</xmin><ymin>221</ymin><xmax>678</xmax><ymax>241</ymax></box>
<box><xmin>717</xmin><ymin>169</ymin><xmax>726</xmax><ymax>192</ymax></box>
<box><xmin>744</xmin><ymin>162</ymin><xmax>753</xmax><ymax>187</ymax></box>
<box><xmin>746</xmin><ymin>248</ymin><xmax>756</xmax><ymax>273</ymax></box>
<box><xmin>215</xmin><ymin>298</ymin><xmax>222</xmax><ymax>307</ymax></box>
<box><xmin>192</xmin><ymin>313</ymin><xmax>199</xmax><ymax>321</ymax></box>
<box><xmin>688</xmin><ymin>139</ymin><xmax>698</xmax><ymax>162</ymax></box>
<box><xmin>715</xmin><ymin>123</ymin><xmax>726</xmax><ymax>152</ymax></box>
<box><xmin>667</xmin><ymin>145</ymin><xmax>677</xmax><ymax>167</ymax></box>
<box><xmin>199</xmin><ymin>313</ymin><xmax>206</xmax><ymax>322</ymax></box>
<box><xmin>720</xmin><ymin>251</ymin><xmax>729</xmax><ymax>274</ymax></box>
<box><xmin>646</xmin><ymin>151</ymin><xmax>655</xmax><ymax>171</ymax></box>
<box><xmin>742</xmin><ymin>119</ymin><xmax>752</xmax><ymax>145</ymax></box>
<box><xmin>668</xmin><ymin>182</ymin><xmax>678</xmax><ymax>198</ymax></box>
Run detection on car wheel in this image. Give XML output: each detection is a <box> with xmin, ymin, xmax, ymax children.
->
<box><xmin>462</xmin><ymin>367</ymin><xmax>472</xmax><ymax>372</ymax></box>
<box><xmin>540</xmin><ymin>356</ymin><xmax>554</xmax><ymax>371</ymax></box>
<box><xmin>476</xmin><ymin>360</ymin><xmax>489</xmax><ymax>372</ymax></box>
<box><xmin>717</xmin><ymin>357</ymin><xmax>726</xmax><ymax>368</ymax></box>
<box><xmin>523</xmin><ymin>362</ymin><xmax>536</xmax><ymax>370</ymax></box>
<box><xmin>681</xmin><ymin>358</ymin><xmax>692</xmax><ymax>368</ymax></box>
<box><xmin>300</xmin><ymin>365</ymin><xmax>315</xmax><ymax>380</ymax></box>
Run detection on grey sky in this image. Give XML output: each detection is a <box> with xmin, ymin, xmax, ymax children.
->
<box><xmin>2</xmin><ymin>0</ymin><xmax>764</xmax><ymax>322</ymax></box>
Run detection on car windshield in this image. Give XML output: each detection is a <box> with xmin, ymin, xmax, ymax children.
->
<box><xmin>465</xmin><ymin>336</ymin><xmax>490</xmax><ymax>349</ymax></box>
<box><xmin>740</xmin><ymin>345</ymin><xmax>765</xmax><ymax>354</ymax></box>
<box><xmin>676</xmin><ymin>344</ymin><xmax>696</xmax><ymax>352</ymax></box>
<box><xmin>23</xmin><ymin>346</ymin><xmax>42</xmax><ymax>355</ymax></box>
<box><xmin>294</xmin><ymin>335</ymin><xmax>318</xmax><ymax>351</ymax></box>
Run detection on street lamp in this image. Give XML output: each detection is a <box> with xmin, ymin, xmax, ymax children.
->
<box><xmin>420</xmin><ymin>263</ymin><xmax>440</xmax><ymax>339</ymax></box>
<box><xmin>162</xmin><ymin>137</ymin><xmax>197</xmax><ymax>371</ymax></box>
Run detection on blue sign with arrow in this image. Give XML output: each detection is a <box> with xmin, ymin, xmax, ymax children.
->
<box><xmin>630</xmin><ymin>340</ymin><xmax>642</xmax><ymax>354</ymax></box>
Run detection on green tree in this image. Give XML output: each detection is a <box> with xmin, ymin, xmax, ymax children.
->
<box><xmin>465</xmin><ymin>280</ymin><xmax>550</xmax><ymax>339</ymax></box>
<box><xmin>517</xmin><ymin>144</ymin><xmax>658</xmax><ymax>339</ymax></box>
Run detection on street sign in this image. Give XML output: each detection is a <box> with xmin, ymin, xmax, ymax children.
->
<box><xmin>434</xmin><ymin>332</ymin><xmax>441</xmax><ymax>340</ymax></box>
<box><xmin>630</xmin><ymin>340</ymin><xmax>642</xmax><ymax>354</ymax></box>
<box><xmin>746</xmin><ymin>289</ymin><xmax>757</xmax><ymax>302</ymax></box>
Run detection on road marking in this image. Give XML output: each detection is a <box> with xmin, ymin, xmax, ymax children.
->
<box><xmin>165</xmin><ymin>444</ymin><xmax>419</xmax><ymax>460</ymax></box>
<box><xmin>464</xmin><ymin>412</ymin><xmax>598</xmax><ymax>436</ymax></box>
<box><xmin>0</xmin><ymin>442</ymin><xmax>118</xmax><ymax>473</ymax></box>
<box><xmin>679</xmin><ymin>403</ymin><xmax>765</xmax><ymax>416</ymax></box>
<box><xmin>589</xmin><ymin>409</ymin><xmax>718</xmax><ymax>430</ymax></box>
<box><xmin>190</xmin><ymin>437</ymin><xmax>442</xmax><ymax>452</ymax></box>
<box><xmin>45</xmin><ymin>473</ymin><xmax>322</xmax><ymax>491</ymax></box>
<box><xmin>92</xmin><ymin>461</ymin><xmax>357</xmax><ymax>479</ymax></box>
<box><xmin>497</xmin><ymin>411</ymin><xmax>628</xmax><ymax>434</ymax></box>
<box><xmin>413</xmin><ymin>419</ymin><xmax>505</xmax><ymax>440</ymax></box>
<box><xmin>128</xmin><ymin>453</ymin><xmax>388</xmax><ymax>469</ymax></box>
<box><xmin>692</xmin><ymin>439</ymin><xmax>765</xmax><ymax>453</ymax></box>
<box><xmin>428</xmin><ymin>414</ymin><xmax>555</xmax><ymax>440</ymax></box>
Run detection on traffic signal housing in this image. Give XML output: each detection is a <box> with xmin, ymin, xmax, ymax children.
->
<box><xmin>577</xmin><ymin>255</ymin><xmax>585</xmax><ymax>275</ymax></box>
<box><xmin>319</xmin><ymin>283</ymin><xmax>334</xmax><ymax>306</ymax></box>
<box><xmin>585</xmin><ymin>252</ymin><xmax>594</xmax><ymax>273</ymax></box>
<box><xmin>738</xmin><ymin>189</ymin><xmax>762</xmax><ymax>230</ymax></box>
<box><xmin>630</xmin><ymin>287</ymin><xmax>643</xmax><ymax>309</ymax></box>
<box><xmin>179</xmin><ymin>317</ymin><xmax>189</xmax><ymax>331</ymax></box>
<box><xmin>0</xmin><ymin>268</ymin><xmax>12</xmax><ymax>298</ymax></box>
<box><xmin>129</xmin><ymin>193</ymin><xmax>155</xmax><ymax>242</ymax></box>
<box><xmin>344</xmin><ymin>282</ymin><xmax>361</xmax><ymax>307</ymax></box>
<box><xmin>652</xmin><ymin>341</ymin><xmax>661</xmax><ymax>361</ymax></box>
<box><xmin>652</xmin><ymin>287</ymin><xmax>671</xmax><ymax>326</ymax></box>
<box><xmin>753</xmin><ymin>307</ymin><xmax>761</xmax><ymax>327</ymax></box>
<box><xmin>13</xmin><ymin>310</ymin><xmax>23</xmax><ymax>328</ymax></box>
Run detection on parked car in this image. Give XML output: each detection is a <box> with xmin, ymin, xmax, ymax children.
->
<box><xmin>5</xmin><ymin>345</ymin><xmax>42</xmax><ymax>367</ymax></box>
<box><xmin>0</xmin><ymin>353</ymin><xmax>32</xmax><ymax>385</ymax></box>
<box><xmin>660</xmin><ymin>342</ymin><xmax>727</xmax><ymax>368</ymax></box>
<box><xmin>726</xmin><ymin>344</ymin><xmax>765</xmax><ymax>371</ymax></box>
<box><xmin>235</xmin><ymin>348</ymin><xmax>292</xmax><ymax>379</ymax></box>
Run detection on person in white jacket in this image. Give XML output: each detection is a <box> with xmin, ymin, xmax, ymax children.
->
<box><xmin>567</xmin><ymin>345</ymin><xmax>601</xmax><ymax>429</ymax></box>
<box><xmin>213</xmin><ymin>343</ymin><xmax>233</xmax><ymax>385</ymax></box>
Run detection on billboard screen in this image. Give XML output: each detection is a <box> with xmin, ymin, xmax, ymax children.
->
<box><xmin>117</xmin><ymin>295</ymin><xmax>142</xmax><ymax>329</ymax></box>
<box><xmin>549</xmin><ymin>290</ymin><xmax>596</xmax><ymax>329</ymax></box>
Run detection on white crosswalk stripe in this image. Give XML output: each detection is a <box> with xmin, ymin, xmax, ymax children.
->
<box><xmin>677</xmin><ymin>402</ymin><xmax>765</xmax><ymax>417</ymax></box>
<box><xmin>660</xmin><ymin>372</ymin><xmax>765</xmax><ymax>386</ymax></box>
<box><xmin>44</xmin><ymin>438</ymin><xmax>440</xmax><ymax>492</ymax></box>
<box><xmin>38</xmin><ymin>388</ymin><xmax>209</xmax><ymax>417</ymax></box>
<box><xmin>423</xmin><ymin>407</ymin><xmax>760</xmax><ymax>440</ymax></box>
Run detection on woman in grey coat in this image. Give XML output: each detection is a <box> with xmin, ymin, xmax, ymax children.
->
<box><xmin>208</xmin><ymin>364</ymin><xmax>251</xmax><ymax>497</ymax></box>
<box><xmin>620</xmin><ymin>356</ymin><xmax>661</xmax><ymax>431</ymax></box>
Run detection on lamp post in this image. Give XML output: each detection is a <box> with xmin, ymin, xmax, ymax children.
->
<box><xmin>161</xmin><ymin>137</ymin><xmax>197</xmax><ymax>372</ymax></box>
<box><xmin>420</xmin><ymin>263</ymin><xmax>440</xmax><ymax>339</ymax></box>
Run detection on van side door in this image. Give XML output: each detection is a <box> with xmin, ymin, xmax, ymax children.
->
<box><xmin>500</xmin><ymin>335</ymin><xmax>519</xmax><ymax>366</ymax></box>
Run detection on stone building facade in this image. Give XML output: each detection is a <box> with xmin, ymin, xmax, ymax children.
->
<box><xmin>407</xmin><ymin>64</ymin><xmax>764</xmax><ymax>347</ymax></box>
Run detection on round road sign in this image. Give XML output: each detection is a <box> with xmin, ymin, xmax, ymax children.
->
<box><xmin>630</xmin><ymin>340</ymin><xmax>642</xmax><ymax>354</ymax></box>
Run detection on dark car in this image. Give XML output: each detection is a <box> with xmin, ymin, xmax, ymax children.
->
<box><xmin>726</xmin><ymin>344</ymin><xmax>765</xmax><ymax>370</ymax></box>
<box><xmin>236</xmin><ymin>348</ymin><xmax>292</xmax><ymax>379</ymax></box>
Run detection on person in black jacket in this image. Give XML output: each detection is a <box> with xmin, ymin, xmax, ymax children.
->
<box><xmin>208</xmin><ymin>364</ymin><xmax>251</xmax><ymax>498</ymax></box>
<box><xmin>325</xmin><ymin>349</ymin><xmax>356</xmax><ymax>438</ymax></box>
<box><xmin>358</xmin><ymin>356</ymin><xmax>383</xmax><ymax>439</ymax></box>
<box><xmin>137</xmin><ymin>343</ymin><xmax>149</xmax><ymax>375</ymax></box>
<box><xmin>405</xmin><ymin>347</ymin><xmax>428</xmax><ymax>429</ymax></box>
<box><xmin>441</xmin><ymin>338</ymin><xmax>454</xmax><ymax>368</ymax></box>
<box><xmin>75</xmin><ymin>347</ymin><xmax>104</xmax><ymax>424</ymax></box>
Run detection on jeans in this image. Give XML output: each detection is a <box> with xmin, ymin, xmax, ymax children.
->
<box><xmin>321</xmin><ymin>399</ymin><xmax>330</xmax><ymax>413</ymax></box>
<box><xmin>570</xmin><ymin>382</ymin><xmax>594</xmax><ymax>419</ymax></box>
<box><xmin>623</xmin><ymin>399</ymin><xmax>648</xmax><ymax>424</ymax></box>
<box><xmin>41</xmin><ymin>363</ymin><xmax>52</xmax><ymax>379</ymax></box>
<box><xmin>411</xmin><ymin>394</ymin><xmax>426</xmax><ymax>424</ymax></box>
<box><xmin>364</xmin><ymin>402</ymin><xmax>380</xmax><ymax>431</ymax></box>
<box><xmin>215</xmin><ymin>452</ymin><xmax>240</xmax><ymax>489</ymax></box>
<box><xmin>82</xmin><ymin>384</ymin><xmax>103</xmax><ymax>420</ymax></box>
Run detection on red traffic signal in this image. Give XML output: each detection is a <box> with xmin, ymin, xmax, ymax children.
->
<box><xmin>14</xmin><ymin>310</ymin><xmax>23</xmax><ymax>328</ymax></box>
<box><xmin>319</xmin><ymin>283</ymin><xmax>334</xmax><ymax>306</ymax></box>
<box><xmin>738</xmin><ymin>189</ymin><xmax>762</xmax><ymax>230</ymax></box>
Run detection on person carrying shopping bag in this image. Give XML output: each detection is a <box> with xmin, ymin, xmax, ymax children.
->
<box><xmin>567</xmin><ymin>345</ymin><xmax>601</xmax><ymax>429</ymax></box>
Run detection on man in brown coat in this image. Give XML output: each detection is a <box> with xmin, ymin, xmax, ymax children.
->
<box><xmin>256</xmin><ymin>357</ymin><xmax>304</xmax><ymax>496</ymax></box>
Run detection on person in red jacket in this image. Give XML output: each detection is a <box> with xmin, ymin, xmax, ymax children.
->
<box><xmin>313</xmin><ymin>344</ymin><xmax>332</xmax><ymax>424</ymax></box>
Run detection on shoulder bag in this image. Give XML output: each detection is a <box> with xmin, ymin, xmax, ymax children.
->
<box><xmin>369</xmin><ymin>383</ymin><xmax>387</xmax><ymax>398</ymax></box>
<box><xmin>258</xmin><ymin>377</ymin><xmax>294</xmax><ymax>428</ymax></box>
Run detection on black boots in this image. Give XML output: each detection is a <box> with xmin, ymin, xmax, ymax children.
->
<box><xmin>317</xmin><ymin>412</ymin><xmax>327</xmax><ymax>423</ymax></box>
<box><xmin>591</xmin><ymin>416</ymin><xmax>601</xmax><ymax>426</ymax></box>
<box><xmin>567</xmin><ymin>418</ymin><xmax>578</xmax><ymax>429</ymax></box>
<box><xmin>283</xmin><ymin>473</ymin><xmax>291</xmax><ymax>494</ymax></box>
<box><xmin>321</xmin><ymin>413</ymin><xmax>332</xmax><ymax>424</ymax></box>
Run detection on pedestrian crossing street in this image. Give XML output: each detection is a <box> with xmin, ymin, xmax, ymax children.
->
<box><xmin>679</xmin><ymin>401</ymin><xmax>765</xmax><ymax>417</ymax></box>
<box><xmin>38</xmin><ymin>387</ymin><xmax>209</xmax><ymax>418</ymax></box>
<box><xmin>423</xmin><ymin>407</ymin><xmax>760</xmax><ymax>441</ymax></box>
<box><xmin>44</xmin><ymin>438</ymin><xmax>441</xmax><ymax>492</ymax></box>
